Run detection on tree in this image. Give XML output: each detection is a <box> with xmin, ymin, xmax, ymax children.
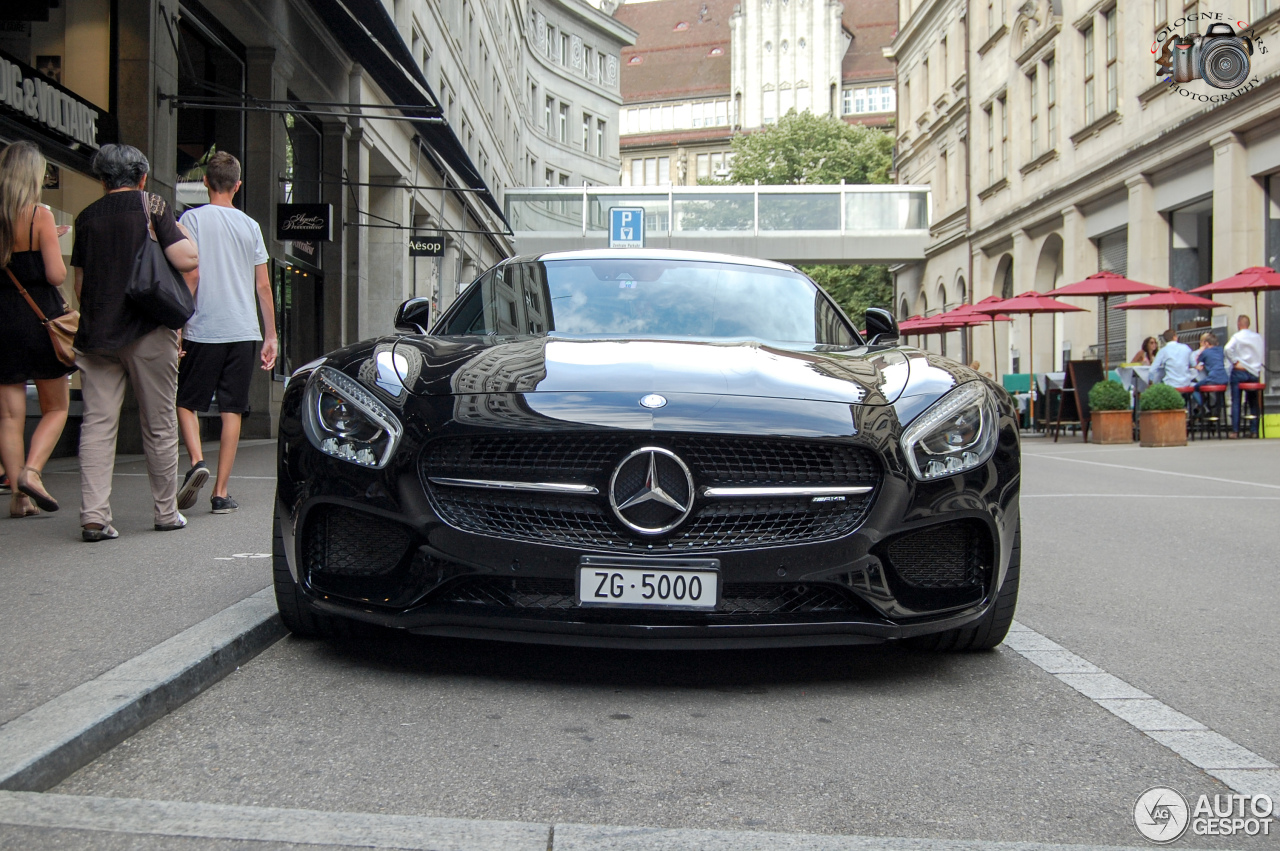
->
<box><xmin>805</xmin><ymin>263</ymin><xmax>893</xmax><ymax>322</ymax></box>
<box><xmin>709</xmin><ymin>111</ymin><xmax>897</xmax><ymax>321</ymax></box>
<box><xmin>722</xmin><ymin>111</ymin><xmax>894</xmax><ymax>186</ymax></box>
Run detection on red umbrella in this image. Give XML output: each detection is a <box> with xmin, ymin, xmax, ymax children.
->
<box><xmin>939</xmin><ymin>297</ymin><xmax>1012</xmax><ymax>374</ymax></box>
<box><xmin>1049</xmin><ymin>272</ymin><xmax>1169</xmax><ymax>371</ymax></box>
<box><xmin>975</xmin><ymin>292</ymin><xmax>1087</xmax><ymax>429</ymax></box>
<box><xmin>1112</xmin><ymin>289</ymin><xmax>1226</xmax><ymax>329</ymax></box>
<box><xmin>1190</xmin><ymin>266</ymin><xmax>1280</xmax><ymax>324</ymax></box>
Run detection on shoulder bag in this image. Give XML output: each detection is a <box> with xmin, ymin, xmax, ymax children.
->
<box><xmin>124</xmin><ymin>190</ymin><xmax>195</xmax><ymax>329</ymax></box>
<box><xmin>5</xmin><ymin>266</ymin><xmax>79</xmax><ymax>367</ymax></box>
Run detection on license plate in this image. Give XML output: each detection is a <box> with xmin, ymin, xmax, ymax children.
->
<box><xmin>578</xmin><ymin>557</ymin><xmax>719</xmax><ymax>610</ymax></box>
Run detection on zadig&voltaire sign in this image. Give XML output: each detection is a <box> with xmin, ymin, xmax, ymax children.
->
<box><xmin>0</xmin><ymin>50</ymin><xmax>102</xmax><ymax>149</ymax></box>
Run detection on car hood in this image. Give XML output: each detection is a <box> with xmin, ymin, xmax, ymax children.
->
<box><xmin>369</xmin><ymin>336</ymin><xmax>912</xmax><ymax>406</ymax></box>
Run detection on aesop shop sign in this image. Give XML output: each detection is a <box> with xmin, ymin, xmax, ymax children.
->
<box><xmin>276</xmin><ymin>203</ymin><xmax>333</xmax><ymax>242</ymax></box>
<box><xmin>0</xmin><ymin>50</ymin><xmax>105</xmax><ymax>149</ymax></box>
<box><xmin>409</xmin><ymin>236</ymin><xmax>444</xmax><ymax>257</ymax></box>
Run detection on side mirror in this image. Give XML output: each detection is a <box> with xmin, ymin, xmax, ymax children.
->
<box><xmin>864</xmin><ymin>307</ymin><xmax>899</xmax><ymax>345</ymax></box>
<box><xmin>394</xmin><ymin>297</ymin><xmax>432</xmax><ymax>335</ymax></box>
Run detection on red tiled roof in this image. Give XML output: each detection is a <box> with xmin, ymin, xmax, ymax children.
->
<box><xmin>621</xmin><ymin>127</ymin><xmax>735</xmax><ymax>148</ymax></box>
<box><xmin>841</xmin><ymin>0</ymin><xmax>896</xmax><ymax>84</ymax></box>
<box><xmin>615</xmin><ymin>0</ymin><xmax>735</xmax><ymax>103</ymax></box>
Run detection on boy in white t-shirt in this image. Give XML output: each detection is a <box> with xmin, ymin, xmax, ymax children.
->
<box><xmin>175</xmin><ymin>152</ymin><xmax>277</xmax><ymax>514</ymax></box>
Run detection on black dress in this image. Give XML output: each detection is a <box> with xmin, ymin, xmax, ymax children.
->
<box><xmin>0</xmin><ymin>217</ymin><xmax>74</xmax><ymax>384</ymax></box>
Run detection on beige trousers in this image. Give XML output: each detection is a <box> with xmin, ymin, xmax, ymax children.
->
<box><xmin>77</xmin><ymin>326</ymin><xmax>181</xmax><ymax>528</ymax></box>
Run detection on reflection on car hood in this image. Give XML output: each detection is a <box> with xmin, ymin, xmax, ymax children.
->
<box><xmin>379</xmin><ymin>336</ymin><xmax>911</xmax><ymax>405</ymax></box>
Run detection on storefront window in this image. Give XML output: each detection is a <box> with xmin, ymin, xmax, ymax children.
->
<box><xmin>1</xmin><ymin>1</ymin><xmax>115</xmax><ymax>310</ymax></box>
<box><xmin>1169</xmin><ymin>200</ymin><xmax>1214</xmax><ymax>332</ymax></box>
<box><xmin>175</xmin><ymin>12</ymin><xmax>245</xmax><ymax>211</ymax></box>
<box><xmin>275</xmin><ymin>109</ymin><xmax>324</xmax><ymax>379</ymax></box>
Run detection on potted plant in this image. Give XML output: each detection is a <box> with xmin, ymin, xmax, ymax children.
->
<box><xmin>1139</xmin><ymin>383</ymin><xmax>1187</xmax><ymax>447</ymax></box>
<box><xmin>1088</xmin><ymin>379</ymin><xmax>1133</xmax><ymax>444</ymax></box>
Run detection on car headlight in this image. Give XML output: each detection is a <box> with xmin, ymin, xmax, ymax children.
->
<box><xmin>901</xmin><ymin>382</ymin><xmax>999</xmax><ymax>480</ymax></box>
<box><xmin>302</xmin><ymin>366</ymin><xmax>403</xmax><ymax>468</ymax></box>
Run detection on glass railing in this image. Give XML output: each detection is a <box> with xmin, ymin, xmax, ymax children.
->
<box><xmin>505</xmin><ymin>185</ymin><xmax>931</xmax><ymax>236</ymax></box>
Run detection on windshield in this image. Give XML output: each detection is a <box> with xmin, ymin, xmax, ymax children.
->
<box><xmin>439</xmin><ymin>258</ymin><xmax>858</xmax><ymax>345</ymax></box>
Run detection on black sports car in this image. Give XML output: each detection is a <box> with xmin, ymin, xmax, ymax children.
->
<box><xmin>274</xmin><ymin>249</ymin><xmax>1021</xmax><ymax>650</ymax></box>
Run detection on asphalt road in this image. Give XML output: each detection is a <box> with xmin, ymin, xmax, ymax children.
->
<box><xmin>5</xmin><ymin>436</ymin><xmax>1280</xmax><ymax>848</ymax></box>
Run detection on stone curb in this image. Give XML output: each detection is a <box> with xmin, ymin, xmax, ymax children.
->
<box><xmin>0</xmin><ymin>588</ymin><xmax>284</xmax><ymax>792</ymax></box>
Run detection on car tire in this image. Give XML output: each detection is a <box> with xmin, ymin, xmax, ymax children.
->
<box><xmin>907</xmin><ymin>523</ymin><xmax>1020</xmax><ymax>652</ymax></box>
<box><xmin>273</xmin><ymin>511</ymin><xmax>353</xmax><ymax>640</ymax></box>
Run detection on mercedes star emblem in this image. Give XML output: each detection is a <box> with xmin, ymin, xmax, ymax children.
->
<box><xmin>608</xmin><ymin>447</ymin><xmax>695</xmax><ymax>535</ymax></box>
<box><xmin>639</xmin><ymin>394</ymin><xmax>667</xmax><ymax>408</ymax></box>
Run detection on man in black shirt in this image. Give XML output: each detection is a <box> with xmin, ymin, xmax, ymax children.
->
<box><xmin>71</xmin><ymin>144</ymin><xmax>199</xmax><ymax>541</ymax></box>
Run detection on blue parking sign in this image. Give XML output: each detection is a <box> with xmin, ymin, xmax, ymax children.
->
<box><xmin>609</xmin><ymin>207</ymin><xmax>645</xmax><ymax>248</ymax></box>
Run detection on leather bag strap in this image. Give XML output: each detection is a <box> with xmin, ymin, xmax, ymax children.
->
<box><xmin>5</xmin><ymin>266</ymin><xmax>53</xmax><ymax>326</ymax></box>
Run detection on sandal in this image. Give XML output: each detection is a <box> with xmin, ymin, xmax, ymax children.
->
<box><xmin>10</xmin><ymin>494</ymin><xmax>40</xmax><ymax>518</ymax></box>
<box><xmin>82</xmin><ymin>523</ymin><xmax>119</xmax><ymax>542</ymax></box>
<box><xmin>17</xmin><ymin>468</ymin><xmax>58</xmax><ymax>512</ymax></box>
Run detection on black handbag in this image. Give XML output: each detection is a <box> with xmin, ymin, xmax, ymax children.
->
<box><xmin>125</xmin><ymin>191</ymin><xmax>195</xmax><ymax>329</ymax></box>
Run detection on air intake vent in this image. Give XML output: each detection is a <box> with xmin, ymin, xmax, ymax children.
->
<box><xmin>886</xmin><ymin>522</ymin><xmax>990</xmax><ymax>589</ymax></box>
<box><xmin>305</xmin><ymin>505</ymin><xmax>414</xmax><ymax>577</ymax></box>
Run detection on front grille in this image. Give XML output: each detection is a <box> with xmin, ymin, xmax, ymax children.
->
<box><xmin>305</xmin><ymin>505</ymin><xmax>415</xmax><ymax>577</ymax></box>
<box><xmin>438</xmin><ymin>576</ymin><xmax>862</xmax><ymax>615</ymax></box>
<box><xmin>886</xmin><ymin>522</ymin><xmax>990</xmax><ymax>589</ymax></box>
<box><xmin>422</xmin><ymin>434</ymin><xmax>881</xmax><ymax>551</ymax></box>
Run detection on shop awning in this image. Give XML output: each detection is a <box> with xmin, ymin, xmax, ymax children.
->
<box><xmin>306</xmin><ymin>0</ymin><xmax>507</xmax><ymax>225</ymax></box>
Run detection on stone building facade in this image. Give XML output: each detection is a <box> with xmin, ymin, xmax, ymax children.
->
<box><xmin>890</xmin><ymin>0</ymin><xmax>1278</xmax><ymax>402</ymax></box>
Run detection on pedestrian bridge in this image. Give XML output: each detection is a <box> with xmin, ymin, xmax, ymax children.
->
<box><xmin>505</xmin><ymin>184</ymin><xmax>931</xmax><ymax>265</ymax></box>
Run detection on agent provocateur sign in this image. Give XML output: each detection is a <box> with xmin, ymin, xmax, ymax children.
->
<box><xmin>276</xmin><ymin>204</ymin><xmax>333</xmax><ymax>242</ymax></box>
<box><xmin>0</xmin><ymin>49</ymin><xmax>105</xmax><ymax>149</ymax></box>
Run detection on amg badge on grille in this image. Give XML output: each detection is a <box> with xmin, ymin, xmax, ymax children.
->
<box><xmin>608</xmin><ymin>447</ymin><xmax>694</xmax><ymax>535</ymax></box>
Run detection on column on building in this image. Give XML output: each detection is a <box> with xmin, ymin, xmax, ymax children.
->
<box><xmin>1213</xmin><ymin>133</ymin><xmax>1264</xmax><ymax>328</ymax></box>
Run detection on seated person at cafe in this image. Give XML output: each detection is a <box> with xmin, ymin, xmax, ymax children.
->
<box><xmin>1149</xmin><ymin>329</ymin><xmax>1194</xmax><ymax>391</ymax></box>
<box><xmin>1191</xmin><ymin>331</ymin><xmax>1229</xmax><ymax>407</ymax></box>
<box><xmin>1131</xmin><ymin>336</ymin><xmax>1160</xmax><ymax>366</ymax></box>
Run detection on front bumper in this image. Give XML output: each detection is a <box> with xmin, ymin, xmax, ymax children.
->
<box><xmin>276</xmin><ymin>388</ymin><xmax>1021</xmax><ymax>649</ymax></box>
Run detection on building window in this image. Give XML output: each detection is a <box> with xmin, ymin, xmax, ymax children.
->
<box><xmin>545</xmin><ymin>168</ymin><xmax>555</xmax><ymax>187</ymax></box>
<box><xmin>987</xmin><ymin>0</ymin><xmax>996</xmax><ymax>36</ymax></box>
<box><xmin>632</xmin><ymin>157</ymin><xmax>671</xmax><ymax>185</ymax></box>
<box><xmin>902</xmin><ymin>81</ymin><xmax>910</xmax><ymax>125</ymax></box>
<box><xmin>922</xmin><ymin>58</ymin><xmax>930</xmax><ymax>105</ymax></box>
<box><xmin>697</xmin><ymin>153</ymin><xmax>710</xmax><ymax>179</ymax></box>
<box><xmin>559</xmin><ymin>102</ymin><xmax>569</xmax><ymax>143</ymax></box>
<box><xmin>1105</xmin><ymin>8</ymin><xmax>1118</xmax><ymax>113</ymax></box>
<box><xmin>582</xmin><ymin>112</ymin><xmax>591</xmax><ymax>151</ymax></box>
<box><xmin>1028</xmin><ymin>70</ymin><xmax>1039</xmax><ymax>157</ymax></box>
<box><xmin>630</xmin><ymin>159</ymin><xmax>642</xmax><ymax>185</ymax></box>
<box><xmin>999</xmin><ymin>96</ymin><xmax>1008</xmax><ymax>178</ymax></box>
<box><xmin>985</xmin><ymin>106</ymin><xmax>995</xmax><ymax>184</ymax></box>
<box><xmin>545</xmin><ymin>96</ymin><xmax>554</xmax><ymax>135</ymax></box>
<box><xmin>1083</xmin><ymin>24</ymin><xmax>1095</xmax><ymax>125</ymax></box>
<box><xmin>596</xmin><ymin>119</ymin><xmax>606</xmax><ymax>158</ymax></box>
<box><xmin>560</xmin><ymin>33</ymin><xmax>570</xmax><ymax>65</ymax></box>
<box><xmin>1155</xmin><ymin>0</ymin><xmax>1168</xmax><ymax>28</ymax></box>
<box><xmin>585</xmin><ymin>46</ymin><xmax>594</xmax><ymax>77</ymax></box>
<box><xmin>1046</xmin><ymin>58</ymin><xmax>1057</xmax><ymax>147</ymax></box>
<box><xmin>1251</xmin><ymin>0</ymin><xmax>1277</xmax><ymax>19</ymax></box>
<box><xmin>841</xmin><ymin>89</ymin><xmax>853</xmax><ymax>115</ymax></box>
<box><xmin>938</xmin><ymin>150</ymin><xmax>948</xmax><ymax>202</ymax></box>
<box><xmin>598</xmin><ymin>52</ymin><xmax>607</xmax><ymax>81</ymax></box>
<box><xmin>1185</xmin><ymin>2</ymin><xmax>1200</xmax><ymax>34</ymax></box>
<box><xmin>941</xmin><ymin>37</ymin><xmax>948</xmax><ymax>85</ymax></box>
<box><xmin>558</xmin><ymin>173</ymin><xmax>570</xmax><ymax>187</ymax></box>
<box><xmin>880</xmin><ymin>86</ymin><xmax>893</xmax><ymax>111</ymax></box>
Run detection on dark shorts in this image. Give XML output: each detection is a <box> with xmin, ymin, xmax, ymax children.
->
<box><xmin>177</xmin><ymin>340</ymin><xmax>257</xmax><ymax>414</ymax></box>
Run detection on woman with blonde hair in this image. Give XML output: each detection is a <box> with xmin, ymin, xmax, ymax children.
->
<box><xmin>0</xmin><ymin>141</ymin><xmax>72</xmax><ymax>517</ymax></box>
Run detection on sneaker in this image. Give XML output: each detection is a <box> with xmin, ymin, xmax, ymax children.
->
<box><xmin>177</xmin><ymin>461</ymin><xmax>209</xmax><ymax>510</ymax></box>
<box><xmin>82</xmin><ymin>524</ymin><xmax>119</xmax><ymax>542</ymax></box>
<box><xmin>210</xmin><ymin>495</ymin><xmax>239</xmax><ymax>514</ymax></box>
<box><xmin>155</xmin><ymin>513</ymin><xmax>188</xmax><ymax>532</ymax></box>
<box><xmin>0</xmin><ymin>473</ymin><xmax>10</xmax><ymax>494</ymax></box>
